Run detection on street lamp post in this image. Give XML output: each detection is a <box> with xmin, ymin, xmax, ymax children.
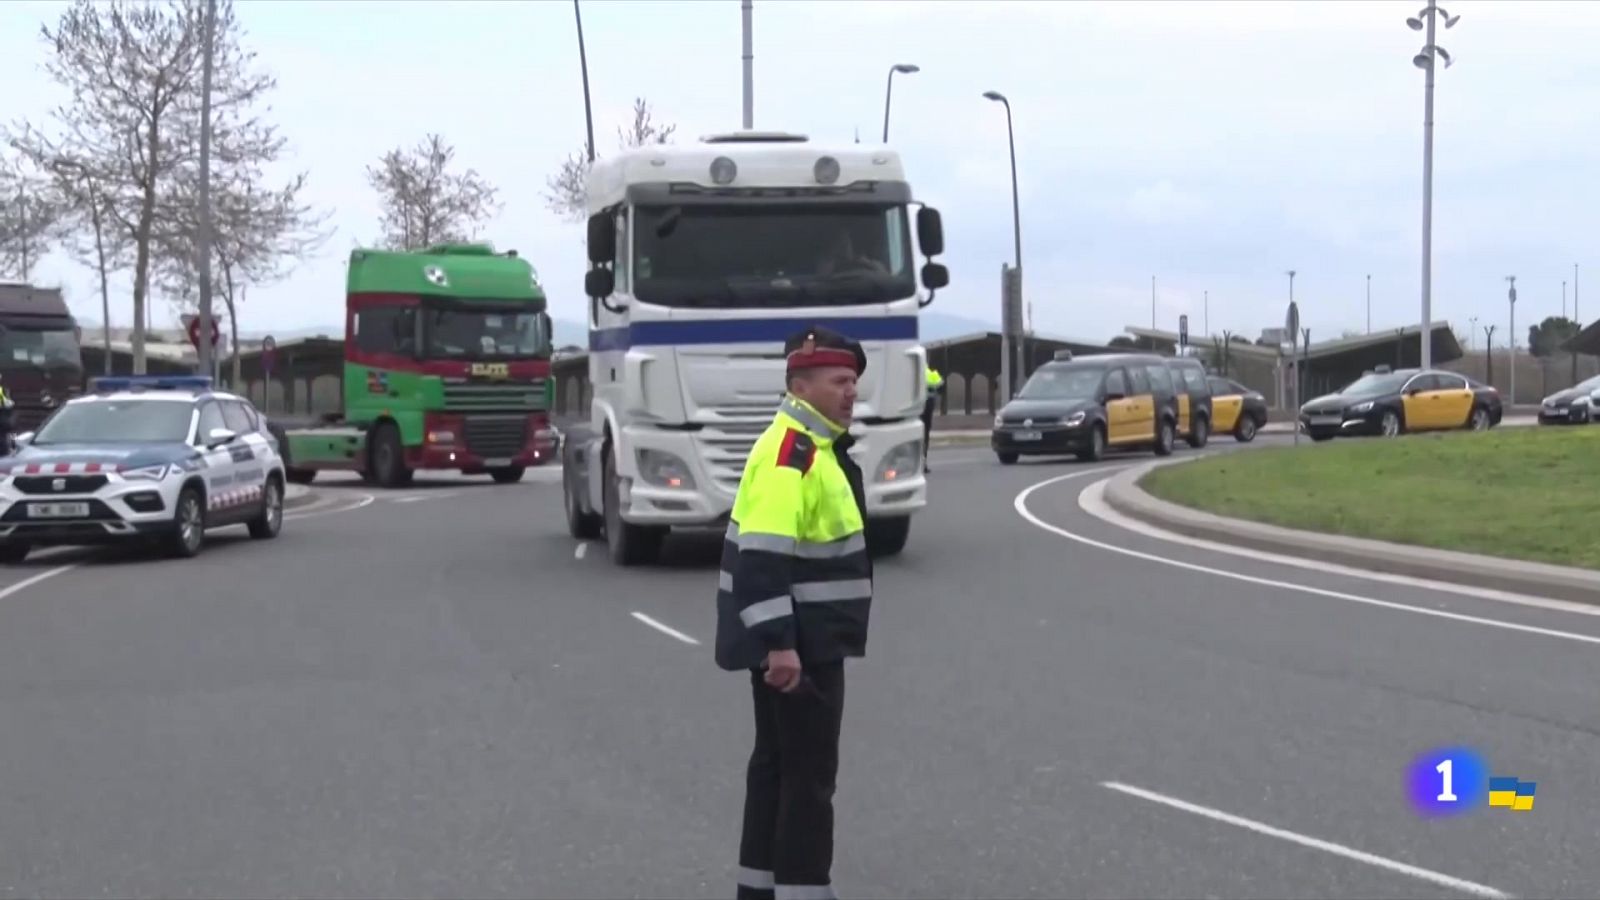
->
<box><xmin>984</xmin><ymin>90</ymin><xmax>1023</xmax><ymax>398</ymax></box>
<box><xmin>1408</xmin><ymin>0</ymin><xmax>1459</xmax><ymax>372</ymax></box>
<box><xmin>194</xmin><ymin>0</ymin><xmax>217</xmax><ymax>380</ymax></box>
<box><xmin>882</xmin><ymin>64</ymin><xmax>919</xmax><ymax>142</ymax></box>
<box><xmin>1468</xmin><ymin>315</ymin><xmax>1478</xmax><ymax>353</ymax></box>
<box><xmin>1203</xmin><ymin>289</ymin><xmax>1209</xmax><ymax>337</ymax></box>
<box><xmin>1366</xmin><ymin>274</ymin><xmax>1372</xmax><ymax>333</ymax></box>
<box><xmin>1484</xmin><ymin>324</ymin><xmax>1496</xmax><ymax>385</ymax></box>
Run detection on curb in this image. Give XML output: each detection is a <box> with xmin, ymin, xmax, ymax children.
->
<box><xmin>284</xmin><ymin>484</ymin><xmax>317</xmax><ymax>510</ymax></box>
<box><xmin>1101</xmin><ymin>457</ymin><xmax>1600</xmax><ymax>605</ymax></box>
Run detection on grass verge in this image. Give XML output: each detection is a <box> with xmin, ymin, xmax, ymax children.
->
<box><xmin>1141</xmin><ymin>426</ymin><xmax>1600</xmax><ymax>570</ymax></box>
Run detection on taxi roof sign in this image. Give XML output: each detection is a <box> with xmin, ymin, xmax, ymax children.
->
<box><xmin>1053</xmin><ymin>349</ymin><xmax>1074</xmax><ymax>361</ymax></box>
<box><xmin>90</xmin><ymin>375</ymin><xmax>214</xmax><ymax>394</ymax></box>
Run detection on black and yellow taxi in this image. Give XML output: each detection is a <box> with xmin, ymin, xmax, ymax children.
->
<box><xmin>1299</xmin><ymin>366</ymin><xmax>1503</xmax><ymax>441</ymax></box>
<box><xmin>1165</xmin><ymin>356</ymin><xmax>1214</xmax><ymax>448</ymax></box>
<box><xmin>1206</xmin><ymin>375</ymin><xmax>1270</xmax><ymax>442</ymax></box>
<box><xmin>992</xmin><ymin>352</ymin><xmax>1182</xmax><ymax>464</ymax></box>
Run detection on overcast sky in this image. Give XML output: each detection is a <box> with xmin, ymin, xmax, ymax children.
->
<box><xmin>4</xmin><ymin>0</ymin><xmax>1598</xmax><ymax>348</ymax></box>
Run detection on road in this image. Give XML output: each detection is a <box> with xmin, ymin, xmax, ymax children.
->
<box><xmin>0</xmin><ymin>437</ymin><xmax>1594</xmax><ymax>898</ymax></box>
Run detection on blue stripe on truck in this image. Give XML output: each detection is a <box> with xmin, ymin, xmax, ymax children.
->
<box><xmin>589</xmin><ymin>315</ymin><xmax>920</xmax><ymax>352</ymax></box>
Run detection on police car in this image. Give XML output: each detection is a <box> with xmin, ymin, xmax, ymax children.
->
<box><xmin>0</xmin><ymin>375</ymin><xmax>286</xmax><ymax>562</ymax></box>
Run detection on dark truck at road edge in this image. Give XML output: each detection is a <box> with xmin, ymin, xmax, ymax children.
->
<box><xmin>0</xmin><ymin>284</ymin><xmax>85</xmax><ymax>432</ymax></box>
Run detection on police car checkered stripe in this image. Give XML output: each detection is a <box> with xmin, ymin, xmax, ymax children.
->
<box><xmin>0</xmin><ymin>461</ymin><xmax>113</xmax><ymax>475</ymax></box>
<box><xmin>207</xmin><ymin>484</ymin><xmax>263</xmax><ymax>511</ymax></box>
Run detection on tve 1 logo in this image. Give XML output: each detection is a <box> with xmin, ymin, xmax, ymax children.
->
<box><xmin>1407</xmin><ymin>747</ymin><xmax>1535</xmax><ymax>817</ymax></box>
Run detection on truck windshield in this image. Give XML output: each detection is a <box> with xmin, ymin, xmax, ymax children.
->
<box><xmin>33</xmin><ymin>399</ymin><xmax>193</xmax><ymax>444</ymax></box>
<box><xmin>0</xmin><ymin>327</ymin><xmax>81</xmax><ymax>368</ymax></box>
<box><xmin>423</xmin><ymin>307</ymin><xmax>550</xmax><ymax>360</ymax></box>
<box><xmin>631</xmin><ymin>204</ymin><xmax>915</xmax><ymax>307</ymax></box>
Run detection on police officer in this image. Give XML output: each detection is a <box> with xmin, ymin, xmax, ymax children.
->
<box><xmin>922</xmin><ymin>362</ymin><xmax>944</xmax><ymax>473</ymax></box>
<box><xmin>717</xmin><ymin>325</ymin><xmax>872</xmax><ymax>900</ymax></box>
<box><xmin>0</xmin><ymin>381</ymin><xmax>15</xmax><ymax>455</ymax></box>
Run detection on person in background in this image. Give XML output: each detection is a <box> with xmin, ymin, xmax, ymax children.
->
<box><xmin>716</xmin><ymin>325</ymin><xmax>874</xmax><ymax>900</ymax></box>
<box><xmin>0</xmin><ymin>381</ymin><xmax>15</xmax><ymax>455</ymax></box>
<box><xmin>922</xmin><ymin>361</ymin><xmax>943</xmax><ymax>473</ymax></box>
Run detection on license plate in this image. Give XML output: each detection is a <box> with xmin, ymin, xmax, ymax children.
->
<box><xmin>482</xmin><ymin>458</ymin><xmax>513</xmax><ymax>466</ymax></box>
<box><xmin>1310</xmin><ymin>415</ymin><xmax>1341</xmax><ymax>427</ymax></box>
<box><xmin>28</xmin><ymin>502</ymin><xmax>89</xmax><ymax>518</ymax></box>
<box><xmin>1013</xmin><ymin>430</ymin><xmax>1042</xmax><ymax>441</ymax></box>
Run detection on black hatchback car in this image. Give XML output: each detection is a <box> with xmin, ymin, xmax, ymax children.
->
<box><xmin>1299</xmin><ymin>367</ymin><xmax>1502</xmax><ymax>440</ymax></box>
<box><xmin>992</xmin><ymin>352</ymin><xmax>1183</xmax><ymax>463</ymax></box>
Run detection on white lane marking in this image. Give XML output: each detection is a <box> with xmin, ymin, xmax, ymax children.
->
<box><xmin>0</xmin><ymin>564</ymin><xmax>78</xmax><ymax>601</ymax></box>
<box><xmin>1079</xmin><ymin>478</ymin><xmax>1600</xmax><ymax>618</ymax></box>
<box><xmin>283</xmin><ymin>493</ymin><xmax>378</xmax><ymax>521</ymax></box>
<box><xmin>1014</xmin><ymin>471</ymin><xmax>1600</xmax><ymax>647</ymax></box>
<box><xmin>392</xmin><ymin>496</ymin><xmax>428</xmax><ymax>504</ymax></box>
<box><xmin>631</xmin><ymin>611</ymin><xmax>700</xmax><ymax>645</ymax></box>
<box><xmin>575</xmin><ymin>543</ymin><xmax>588</xmax><ymax>560</ymax></box>
<box><xmin>1101</xmin><ymin>781</ymin><xmax>1511</xmax><ymax>900</ymax></box>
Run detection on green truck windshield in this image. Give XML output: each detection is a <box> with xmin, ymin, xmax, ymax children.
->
<box><xmin>425</xmin><ymin>306</ymin><xmax>550</xmax><ymax>359</ymax></box>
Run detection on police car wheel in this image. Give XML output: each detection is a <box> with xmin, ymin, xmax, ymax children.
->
<box><xmin>0</xmin><ymin>542</ymin><xmax>30</xmax><ymax>564</ymax></box>
<box><xmin>248</xmin><ymin>477</ymin><xmax>283</xmax><ymax>540</ymax></box>
<box><xmin>166</xmin><ymin>487</ymin><xmax>206</xmax><ymax>558</ymax></box>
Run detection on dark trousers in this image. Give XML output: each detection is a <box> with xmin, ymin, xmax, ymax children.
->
<box><xmin>920</xmin><ymin>398</ymin><xmax>936</xmax><ymax>466</ymax></box>
<box><xmin>736</xmin><ymin>661</ymin><xmax>845</xmax><ymax>900</ymax></box>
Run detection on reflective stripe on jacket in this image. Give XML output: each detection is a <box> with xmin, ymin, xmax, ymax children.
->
<box><xmin>715</xmin><ymin>394</ymin><xmax>872</xmax><ymax>671</ymax></box>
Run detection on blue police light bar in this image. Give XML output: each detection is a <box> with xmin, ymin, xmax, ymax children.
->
<box><xmin>90</xmin><ymin>375</ymin><xmax>214</xmax><ymax>393</ymax></box>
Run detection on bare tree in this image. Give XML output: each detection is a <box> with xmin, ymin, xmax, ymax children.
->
<box><xmin>155</xmin><ymin>159</ymin><xmax>332</xmax><ymax>386</ymax></box>
<box><xmin>366</xmin><ymin>134</ymin><xmax>500</xmax><ymax>250</ymax></box>
<box><xmin>7</xmin><ymin>0</ymin><xmax>271</xmax><ymax>373</ymax></box>
<box><xmin>47</xmin><ymin>155</ymin><xmax>134</xmax><ymax>373</ymax></box>
<box><xmin>0</xmin><ymin>155</ymin><xmax>70</xmax><ymax>281</ymax></box>
<box><xmin>543</xmin><ymin>97</ymin><xmax>676</xmax><ymax>222</ymax></box>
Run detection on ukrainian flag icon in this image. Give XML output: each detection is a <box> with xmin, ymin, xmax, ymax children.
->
<box><xmin>1488</xmin><ymin>777</ymin><xmax>1535</xmax><ymax>811</ymax></box>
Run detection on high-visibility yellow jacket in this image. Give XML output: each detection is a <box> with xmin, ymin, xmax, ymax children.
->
<box><xmin>715</xmin><ymin>394</ymin><xmax>873</xmax><ymax>671</ymax></box>
<box><xmin>926</xmin><ymin>367</ymin><xmax>944</xmax><ymax>391</ymax></box>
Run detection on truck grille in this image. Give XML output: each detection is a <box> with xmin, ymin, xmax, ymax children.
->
<box><xmin>442</xmin><ymin>379</ymin><xmax>547</xmax><ymax>413</ymax></box>
<box><xmin>696</xmin><ymin>403</ymin><xmax>778</xmax><ymax>492</ymax></box>
<box><xmin>463</xmin><ymin>415</ymin><xmax>527</xmax><ymax>459</ymax></box>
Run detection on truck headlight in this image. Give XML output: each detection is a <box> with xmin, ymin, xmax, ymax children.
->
<box><xmin>636</xmin><ymin>449</ymin><xmax>694</xmax><ymax>489</ymax></box>
<box><xmin>875</xmin><ymin>439</ymin><xmax>922</xmax><ymax>483</ymax></box>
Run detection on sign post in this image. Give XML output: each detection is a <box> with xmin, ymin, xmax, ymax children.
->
<box><xmin>261</xmin><ymin>335</ymin><xmax>277</xmax><ymax>413</ymax></box>
<box><xmin>1286</xmin><ymin>301</ymin><xmax>1300</xmax><ymax>446</ymax></box>
<box><xmin>1178</xmin><ymin>314</ymin><xmax>1189</xmax><ymax>353</ymax></box>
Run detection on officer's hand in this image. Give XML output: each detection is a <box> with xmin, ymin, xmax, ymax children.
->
<box><xmin>764</xmin><ymin>649</ymin><xmax>802</xmax><ymax>692</ymax></box>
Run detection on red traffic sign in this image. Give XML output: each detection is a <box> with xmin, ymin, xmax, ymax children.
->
<box><xmin>185</xmin><ymin>314</ymin><xmax>220</xmax><ymax>349</ymax></box>
<box><xmin>261</xmin><ymin>335</ymin><xmax>277</xmax><ymax>374</ymax></box>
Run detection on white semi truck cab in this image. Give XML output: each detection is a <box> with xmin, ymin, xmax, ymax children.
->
<box><xmin>560</xmin><ymin>131</ymin><xmax>949</xmax><ymax>565</ymax></box>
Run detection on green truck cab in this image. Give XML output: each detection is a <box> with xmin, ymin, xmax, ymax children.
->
<box><xmin>280</xmin><ymin>244</ymin><xmax>556</xmax><ymax>487</ymax></box>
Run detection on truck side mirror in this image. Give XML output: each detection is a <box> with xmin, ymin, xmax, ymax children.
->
<box><xmin>916</xmin><ymin>207</ymin><xmax>944</xmax><ymax>257</ymax></box>
<box><xmin>584</xmin><ymin>268</ymin><xmax>615</xmax><ymax>299</ymax></box>
<box><xmin>921</xmin><ymin>262</ymin><xmax>949</xmax><ymax>290</ymax></box>
<box><xmin>587</xmin><ymin>212</ymin><xmax>615</xmax><ymax>265</ymax></box>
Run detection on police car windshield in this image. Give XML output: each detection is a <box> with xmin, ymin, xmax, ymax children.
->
<box><xmin>32</xmin><ymin>399</ymin><xmax>193</xmax><ymax>444</ymax></box>
<box><xmin>1341</xmin><ymin>372</ymin><xmax>1411</xmax><ymax>396</ymax></box>
<box><xmin>631</xmin><ymin>204</ymin><xmax>916</xmax><ymax>307</ymax></box>
<box><xmin>1017</xmin><ymin>367</ymin><xmax>1105</xmax><ymax>401</ymax></box>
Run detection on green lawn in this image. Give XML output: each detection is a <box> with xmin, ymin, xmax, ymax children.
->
<box><xmin>1141</xmin><ymin>427</ymin><xmax>1600</xmax><ymax>570</ymax></box>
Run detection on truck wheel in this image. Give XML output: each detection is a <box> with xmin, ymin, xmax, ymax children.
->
<box><xmin>489</xmin><ymin>466</ymin><xmax>525</xmax><ymax>484</ymax></box>
<box><xmin>247</xmin><ymin>477</ymin><xmax>284</xmax><ymax>540</ymax></box>
<box><xmin>602</xmin><ymin>446</ymin><xmax>664</xmax><ymax>565</ymax></box>
<box><xmin>866</xmin><ymin>516</ymin><xmax>911</xmax><ymax>558</ymax></box>
<box><xmin>370</xmin><ymin>422</ymin><xmax>412</xmax><ymax>488</ymax></box>
<box><xmin>564</xmin><ymin>461</ymin><xmax>602</xmax><ymax>539</ymax></box>
<box><xmin>165</xmin><ymin>486</ymin><xmax>206</xmax><ymax>559</ymax></box>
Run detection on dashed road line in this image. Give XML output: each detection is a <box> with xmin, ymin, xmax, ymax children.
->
<box><xmin>1101</xmin><ymin>781</ymin><xmax>1510</xmax><ymax>899</ymax></box>
<box><xmin>630</xmin><ymin>611</ymin><xmax>700</xmax><ymax>645</ymax></box>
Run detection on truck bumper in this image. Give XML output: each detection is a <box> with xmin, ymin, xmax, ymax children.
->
<box><xmin>613</xmin><ymin>419</ymin><xmax>927</xmax><ymax>527</ymax></box>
